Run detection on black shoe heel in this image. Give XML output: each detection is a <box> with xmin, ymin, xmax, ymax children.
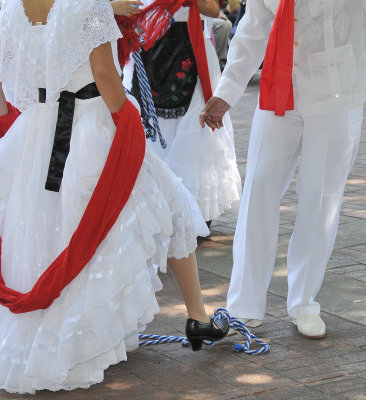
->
<box><xmin>189</xmin><ymin>338</ymin><xmax>203</xmax><ymax>351</ymax></box>
<box><xmin>185</xmin><ymin>317</ymin><xmax>229</xmax><ymax>352</ymax></box>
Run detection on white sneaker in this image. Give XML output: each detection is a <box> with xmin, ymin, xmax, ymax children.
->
<box><xmin>228</xmin><ymin>318</ymin><xmax>263</xmax><ymax>336</ymax></box>
<box><xmin>294</xmin><ymin>314</ymin><xmax>326</xmax><ymax>339</ymax></box>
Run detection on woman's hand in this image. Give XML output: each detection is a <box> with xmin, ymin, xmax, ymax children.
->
<box><xmin>199</xmin><ymin>96</ymin><xmax>230</xmax><ymax>129</ymax></box>
<box><xmin>110</xmin><ymin>0</ymin><xmax>143</xmax><ymax>17</ymax></box>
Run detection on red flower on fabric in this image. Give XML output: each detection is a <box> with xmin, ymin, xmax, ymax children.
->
<box><xmin>152</xmin><ymin>91</ymin><xmax>158</xmax><ymax>97</ymax></box>
<box><xmin>176</xmin><ymin>72</ymin><xmax>186</xmax><ymax>79</ymax></box>
<box><xmin>181</xmin><ymin>58</ymin><xmax>193</xmax><ymax>71</ymax></box>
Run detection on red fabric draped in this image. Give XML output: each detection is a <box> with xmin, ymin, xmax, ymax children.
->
<box><xmin>0</xmin><ymin>99</ymin><xmax>146</xmax><ymax>313</ymax></box>
<box><xmin>259</xmin><ymin>0</ymin><xmax>295</xmax><ymax>116</ymax></box>
<box><xmin>114</xmin><ymin>0</ymin><xmax>185</xmax><ymax>66</ymax></box>
<box><xmin>136</xmin><ymin>0</ymin><xmax>188</xmax><ymax>50</ymax></box>
<box><xmin>187</xmin><ymin>2</ymin><xmax>213</xmax><ymax>103</ymax></box>
<box><xmin>115</xmin><ymin>15</ymin><xmax>140</xmax><ymax>67</ymax></box>
<box><xmin>115</xmin><ymin>0</ymin><xmax>212</xmax><ymax>102</ymax></box>
<box><xmin>0</xmin><ymin>102</ymin><xmax>20</xmax><ymax>138</ymax></box>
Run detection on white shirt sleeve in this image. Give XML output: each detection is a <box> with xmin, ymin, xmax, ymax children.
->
<box><xmin>213</xmin><ymin>0</ymin><xmax>274</xmax><ymax>107</ymax></box>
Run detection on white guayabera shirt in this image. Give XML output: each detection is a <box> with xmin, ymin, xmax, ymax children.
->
<box><xmin>214</xmin><ymin>0</ymin><xmax>366</xmax><ymax>116</ymax></box>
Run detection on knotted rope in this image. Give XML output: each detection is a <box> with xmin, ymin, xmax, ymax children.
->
<box><xmin>139</xmin><ymin>307</ymin><xmax>270</xmax><ymax>355</ymax></box>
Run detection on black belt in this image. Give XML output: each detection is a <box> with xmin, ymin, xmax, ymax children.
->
<box><xmin>39</xmin><ymin>82</ymin><xmax>100</xmax><ymax>192</ymax></box>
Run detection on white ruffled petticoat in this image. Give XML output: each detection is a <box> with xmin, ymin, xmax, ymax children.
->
<box><xmin>123</xmin><ymin>9</ymin><xmax>242</xmax><ymax>222</ymax></box>
<box><xmin>149</xmin><ymin>35</ymin><xmax>242</xmax><ymax>222</ymax></box>
<box><xmin>0</xmin><ymin>93</ymin><xmax>208</xmax><ymax>394</ymax></box>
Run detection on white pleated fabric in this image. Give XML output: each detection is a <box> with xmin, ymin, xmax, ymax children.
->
<box><xmin>0</xmin><ymin>0</ymin><xmax>209</xmax><ymax>394</ymax></box>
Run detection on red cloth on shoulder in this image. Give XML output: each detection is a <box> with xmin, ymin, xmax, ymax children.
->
<box><xmin>259</xmin><ymin>0</ymin><xmax>295</xmax><ymax>116</ymax></box>
<box><xmin>0</xmin><ymin>102</ymin><xmax>20</xmax><ymax>138</ymax></box>
<box><xmin>0</xmin><ymin>99</ymin><xmax>146</xmax><ymax>313</ymax></box>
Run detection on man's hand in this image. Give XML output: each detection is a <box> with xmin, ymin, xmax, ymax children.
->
<box><xmin>110</xmin><ymin>0</ymin><xmax>143</xmax><ymax>17</ymax></box>
<box><xmin>200</xmin><ymin>96</ymin><xmax>230</xmax><ymax>129</ymax></box>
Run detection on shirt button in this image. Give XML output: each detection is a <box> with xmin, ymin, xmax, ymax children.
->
<box><xmin>294</xmin><ymin>18</ymin><xmax>298</xmax><ymax>22</ymax></box>
<box><xmin>295</xmin><ymin>41</ymin><xmax>299</xmax><ymax>46</ymax></box>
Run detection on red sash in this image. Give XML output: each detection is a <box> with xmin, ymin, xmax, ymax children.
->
<box><xmin>0</xmin><ymin>102</ymin><xmax>20</xmax><ymax>138</ymax></box>
<box><xmin>259</xmin><ymin>0</ymin><xmax>295</xmax><ymax>116</ymax></box>
<box><xmin>0</xmin><ymin>99</ymin><xmax>146</xmax><ymax>313</ymax></box>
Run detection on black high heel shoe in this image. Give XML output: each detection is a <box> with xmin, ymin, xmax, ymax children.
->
<box><xmin>185</xmin><ymin>317</ymin><xmax>229</xmax><ymax>351</ymax></box>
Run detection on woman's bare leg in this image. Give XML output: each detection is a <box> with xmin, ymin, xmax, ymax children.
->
<box><xmin>168</xmin><ymin>253</ymin><xmax>210</xmax><ymax>323</ymax></box>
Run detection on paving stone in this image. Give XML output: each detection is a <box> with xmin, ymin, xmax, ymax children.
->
<box><xmin>289</xmin><ymin>395</ymin><xmax>336</xmax><ymax>400</ymax></box>
<box><xmin>308</xmin><ymin>376</ymin><xmax>366</xmax><ymax>395</ymax></box>
<box><xmin>264</xmin><ymin>356</ymin><xmax>315</xmax><ymax>373</ymax></box>
<box><xmin>253</xmin><ymin>384</ymin><xmax>328</xmax><ymax>400</ymax></box>
<box><xmin>338</xmin><ymin>391</ymin><xmax>366</xmax><ymax>400</ymax></box>
<box><xmin>130</xmin><ymin>391</ymin><xmax>181</xmax><ymax>400</ymax></box>
<box><xmin>0</xmin><ymin>395</ymin><xmax>31</xmax><ymax>400</ymax></box>
<box><xmin>181</xmin><ymin>393</ymin><xmax>258</xmax><ymax>400</ymax></box>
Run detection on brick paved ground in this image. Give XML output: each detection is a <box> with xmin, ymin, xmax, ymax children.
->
<box><xmin>1</xmin><ymin>74</ymin><xmax>366</xmax><ymax>399</ymax></box>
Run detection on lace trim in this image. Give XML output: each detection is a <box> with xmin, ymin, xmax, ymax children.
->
<box><xmin>0</xmin><ymin>0</ymin><xmax>121</xmax><ymax>111</ymax></box>
<box><xmin>311</xmin><ymin>24</ymin><xmax>322</xmax><ymax>50</ymax></box>
<box><xmin>334</xmin><ymin>12</ymin><xmax>350</xmax><ymax>43</ymax></box>
<box><xmin>155</xmin><ymin>105</ymin><xmax>189</xmax><ymax>119</ymax></box>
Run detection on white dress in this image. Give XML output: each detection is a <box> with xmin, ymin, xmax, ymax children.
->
<box><xmin>124</xmin><ymin>6</ymin><xmax>242</xmax><ymax>222</ymax></box>
<box><xmin>0</xmin><ymin>0</ymin><xmax>208</xmax><ymax>394</ymax></box>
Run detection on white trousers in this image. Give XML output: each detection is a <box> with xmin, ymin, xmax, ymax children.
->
<box><xmin>227</xmin><ymin>101</ymin><xmax>364</xmax><ymax>320</ymax></box>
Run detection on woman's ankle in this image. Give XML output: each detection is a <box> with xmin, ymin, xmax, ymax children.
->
<box><xmin>188</xmin><ymin>311</ymin><xmax>210</xmax><ymax>323</ymax></box>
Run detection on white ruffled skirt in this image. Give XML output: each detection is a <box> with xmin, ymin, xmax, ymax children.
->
<box><xmin>124</xmin><ymin>37</ymin><xmax>242</xmax><ymax>222</ymax></box>
<box><xmin>0</xmin><ymin>96</ymin><xmax>208</xmax><ymax>394</ymax></box>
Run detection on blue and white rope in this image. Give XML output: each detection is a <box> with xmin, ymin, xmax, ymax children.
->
<box><xmin>139</xmin><ymin>334</ymin><xmax>189</xmax><ymax>347</ymax></box>
<box><xmin>132</xmin><ymin>50</ymin><xmax>166</xmax><ymax>149</ymax></box>
<box><xmin>139</xmin><ymin>307</ymin><xmax>270</xmax><ymax>355</ymax></box>
<box><xmin>215</xmin><ymin>308</ymin><xmax>270</xmax><ymax>355</ymax></box>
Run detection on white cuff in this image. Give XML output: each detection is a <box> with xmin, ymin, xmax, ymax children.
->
<box><xmin>213</xmin><ymin>78</ymin><xmax>245</xmax><ymax>108</ymax></box>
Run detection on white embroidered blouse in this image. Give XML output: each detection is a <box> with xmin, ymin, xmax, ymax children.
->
<box><xmin>214</xmin><ymin>0</ymin><xmax>366</xmax><ymax>116</ymax></box>
<box><xmin>0</xmin><ymin>0</ymin><xmax>122</xmax><ymax>112</ymax></box>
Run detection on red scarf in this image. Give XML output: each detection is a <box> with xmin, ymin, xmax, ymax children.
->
<box><xmin>116</xmin><ymin>0</ymin><xmax>213</xmax><ymax>104</ymax></box>
<box><xmin>259</xmin><ymin>0</ymin><xmax>295</xmax><ymax>116</ymax></box>
<box><xmin>0</xmin><ymin>99</ymin><xmax>146</xmax><ymax>313</ymax></box>
<box><xmin>0</xmin><ymin>103</ymin><xmax>20</xmax><ymax>138</ymax></box>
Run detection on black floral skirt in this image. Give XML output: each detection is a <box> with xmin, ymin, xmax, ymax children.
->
<box><xmin>132</xmin><ymin>21</ymin><xmax>198</xmax><ymax>119</ymax></box>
